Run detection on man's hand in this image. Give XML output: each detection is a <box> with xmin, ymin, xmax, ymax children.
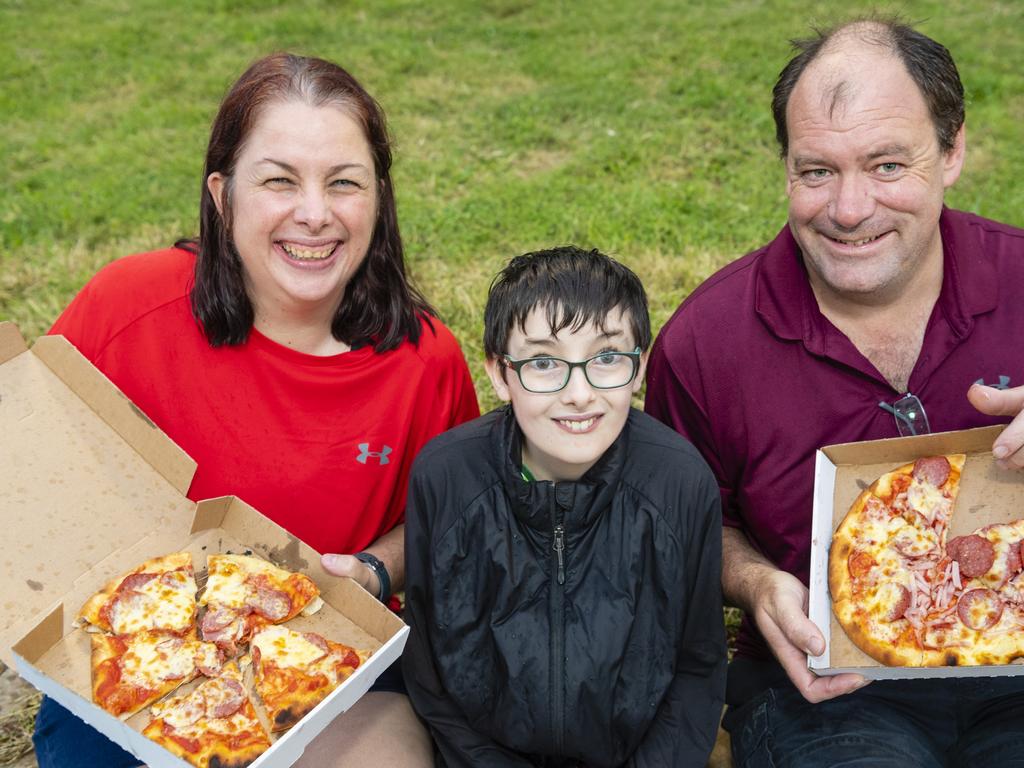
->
<box><xmin>321</xmin><ymin>554</ymin><xmax>380</xmax><ymax>598</ymax></box>
<box><xmin>968</xmin><ymin>383</ymin><xmax>1024</xmax><ymax>469</ymax></box>
<box><xmin>751</xmin><ymin>569</ymin><xmax>866</xmax><ymax>703</ymax></box>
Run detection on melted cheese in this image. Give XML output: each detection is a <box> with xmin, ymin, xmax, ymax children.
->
<box><xmin>906</xmin><ymin>479</ymin><xmax>951</xmax><ymax>523</ymax></box>
<box><xmin>200</xmin><ymin>558</ymin><xmax>251</xmax><ymax>609</ymax></box>
<box><xmin>120</xmin><ymin>635</ymin><xmax>195</xmax><ymax>687</ymax></box>
<box><xmin>856</xmin><ymin>512</ymin><xmax>904</xmax><ymax>548</ymax></box>
<box><xmin>110</xmin><ymin>571</ymin><xmax>196</xmax><ymax>635</ymax></box>
<box><xmin>251</xmin><ymin>626</ymin><xmax>326</xmax><ymax>669</ymax></box>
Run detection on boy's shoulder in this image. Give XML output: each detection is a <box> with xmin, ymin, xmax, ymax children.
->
<box><xmin>413</xmin><ymin>408</ymin><xmax>503</xmax><ymax>475</ymax></box>
<box><xmin>624</xmin><ymin>408</ymin><xmax>709</xmax><ymax>465</ymax></box>
<box><xmin>619</xmin><ymin>409</ymin><xmax>718</xmax><ymax>506</ymax></box>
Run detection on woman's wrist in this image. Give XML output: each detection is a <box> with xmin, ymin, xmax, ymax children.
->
<box><xmin>354</xmin><ymin>551</ymin><xmax>391</xmax><ymax>602</ymax></box>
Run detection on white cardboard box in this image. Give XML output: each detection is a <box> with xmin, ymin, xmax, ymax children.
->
<box><xmin>808</xmin><ymin>425</ymin><xmax>1024</xmax><ymax>679</ymax></box>
<box><xmin>0</xmin><ymin>322</ymin><xmax>408</xmax><ymax>766</ymax></box>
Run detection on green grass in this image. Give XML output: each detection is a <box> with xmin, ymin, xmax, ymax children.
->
<box><xmin>3</xmin><ymin>0</ymin><xmax>1023</xmax><ymax>415</ymax></box>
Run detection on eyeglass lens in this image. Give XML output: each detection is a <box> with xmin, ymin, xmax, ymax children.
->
<box><xmin>518</xmin><ymin>353</ymin><xmax>637</xmax><ymax>392</ymax></box>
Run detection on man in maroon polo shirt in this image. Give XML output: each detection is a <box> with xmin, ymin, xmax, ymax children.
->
<box><xmin>646</xmin><ymin>17</ymin><xmax>1024</xmax><ymax>768</ymax></box>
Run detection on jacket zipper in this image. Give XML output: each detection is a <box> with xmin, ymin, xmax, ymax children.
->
<box><xmin>550</xmin><ymin>491</ymin><xmax>566</xmax><ymax>754</ymax></box>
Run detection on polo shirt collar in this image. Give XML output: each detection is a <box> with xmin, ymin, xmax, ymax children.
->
<box><xmin>754</xmin><ymin>207</ymin><xmax>999</xmax><ymax>355</ymax></box>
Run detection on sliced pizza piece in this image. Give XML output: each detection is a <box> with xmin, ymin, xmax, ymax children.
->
<box><xmin>91</xmin><ymin>630</ymin><xmax>224</xmax><ymax>719</ymax></box>
<box><xmin>78</xmin><ymin>552</ymin><xmax>197</xmax><ymax>636</ymax></box>
<box><xmin>198</xmin><ymin>554</ymin><xmax>322</xmax><ymax>654</ymax></box>
<box><xmin>249</xmin><ymin>625</ymin><xmax>369</xmax><ymax>732</ymax></box>
<box><xmin>143</xmin><ymin>661</ymin><xmax>271</xmax><ymax>768</ymax></box>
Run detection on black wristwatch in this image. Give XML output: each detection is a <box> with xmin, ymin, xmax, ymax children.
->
<box><xmin>354</xmin><ymin>552</ymin><xmax>391</xmax><ymax>603</ymax></box>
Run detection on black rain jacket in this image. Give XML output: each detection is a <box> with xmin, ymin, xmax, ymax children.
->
<box><xmin>404</xmin><ymin>406</ymin><xmax>726</xmax><ymax>767</ymax></box>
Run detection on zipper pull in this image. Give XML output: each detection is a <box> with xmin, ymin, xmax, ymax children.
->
<box><xmin>553</xmin><ymin>524</ymin><xmax>566</xmax><ymax>585</ymax></box>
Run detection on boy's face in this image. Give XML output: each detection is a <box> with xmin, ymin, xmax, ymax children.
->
<box><xmin>484</xmin><ymin>306</ymin><xmax>647</xmax><ymax>483</ymax></box>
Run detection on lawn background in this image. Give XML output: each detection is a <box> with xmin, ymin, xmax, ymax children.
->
<box><xmin>0</xmin><ymin>0</ymin><xmax>1022</xmax><ymax>762</ymax></box>
<box><xmin>3</xmin><ymin>0</ymin><xmax>1022</xmax><ymax>416</ymax></box>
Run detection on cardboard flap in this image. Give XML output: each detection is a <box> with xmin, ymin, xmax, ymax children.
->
<box><xmin>32</xmin><ymin>334</ymin><xmax>196</xmax><ymax>494</ymax></box>
<box><xmin>0</xmin><ymin>331</ymin><xmax>198</xmax><ymax>668</ymax></box>
<box><xmin>0</xmin><ymin>321</ymin><xmax>28</xmax><ymax>364</ymax></box>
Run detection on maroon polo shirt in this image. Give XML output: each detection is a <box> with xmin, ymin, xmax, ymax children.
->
<box><xmin>646</xmin><ymin>207</ymin><xmax>1024</xmax><ymax>660</ymax></box>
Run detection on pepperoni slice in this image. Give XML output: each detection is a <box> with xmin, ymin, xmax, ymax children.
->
<box><xmin>207</xmin><ymin>677</ymin><xmax>246</xmax><ymax>719</ymax></box>
<box><xmin>913</xmin><ymin>456</ymin><xmax>951</xmax><ymax>488</ymax></box>
<box><xmin>893</xmin><ymin>527</ymin><xmax>936</xmax><ymax>558</ymax></box>
<box><xmin>877</xmin><ymin>583</ymin><xmax>911</xmax><ymax>622</ymax></box>
<box><xmin>303</xmin><ymin>632</ymin><xmax>330</xmax><ymax>657</ymax></box>
<box><xmin>848</xmin><ymin>550</ymin><xmax>877</xmax><ymax>579</ymax></box>
<box><xmin>118</xmin><ymin>572</ymin><xmax>158</xmax><ymax>593</ymax></box>
<box><xmin>957</xmin><ymin>588</ymin><xmax>1004</xmax><ymax>631</ymax></box>
<box><xmin>250</xmin><ymin>585</ymin><xmax>291</xmax><ymax>621</ymax></box>
<box><xmin>201</xmin><ymin>607</ymin><xmax>236</xmax><ymax>634</ymax></box>
<box><xmin>1009</xmin><ymin>541</ymin><xmax>1024</xmax><ymax>576</ymax></box>
<box><xmin>949</xmin><ymin>535</ymin><xmax>995</xmax><ymax>578</ymax></box>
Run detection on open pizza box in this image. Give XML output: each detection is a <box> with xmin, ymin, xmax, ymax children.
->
<box><xmin>807</xmin><ymin>425</ymin><xmax>1024</xmax><ymax>680</ymax></box>
<box><xmin>0</xmin><ymin>322</ymin><xmax>409</xmax><ymax>767</ymax></box>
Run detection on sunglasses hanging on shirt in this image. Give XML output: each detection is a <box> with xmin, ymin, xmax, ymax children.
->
<box><xmin>878</xmin><ymin>393</ymin><xmax>931</xmax><ymax>437</ymax></box>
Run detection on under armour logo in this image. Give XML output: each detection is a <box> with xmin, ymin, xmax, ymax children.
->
<box><xmin>975</xmin><ymin>375</ymin><xmax>1012</xmax><ymax>390</ymax></box>
<box><xmin>356</xmin><ymin>443</ymin><xmax>392</xmax><ymax>465</ymax></box>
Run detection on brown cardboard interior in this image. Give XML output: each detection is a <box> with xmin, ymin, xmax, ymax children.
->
<box><xmin>821</xmin><ymin>426</ymin><xmax>1024</xmax><ymax>669</ymax></box>
<box><xmin>0</xmin><ymin>323</ymin><xmax>406</xmax><ymax>764</ymax></box>
<box><xmin>0</xmin><ymin>326</ymin><xmax>196</xmax><ymax>667</ymax></box>
<box><xmin>12</xmin><ymin>503</ymin><xmax>399</xmax><ymax>739</ymax></box>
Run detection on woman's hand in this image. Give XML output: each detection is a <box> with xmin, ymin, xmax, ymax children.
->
<box><xmin>321</xmin><ymin>554</ymin><xmax>381</xmax><ymax>598</ymax></box>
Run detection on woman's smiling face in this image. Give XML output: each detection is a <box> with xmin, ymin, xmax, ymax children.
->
<box><xmin>207</xmin><ymin>99</ymin><xmax>379</xmax><ymax>321</ymax></box>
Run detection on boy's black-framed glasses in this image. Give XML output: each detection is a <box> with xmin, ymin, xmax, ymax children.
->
<box><xmin>501</xmin><ymin>348</ymin><xmax>642</xmax><ymax>393</ymax></box>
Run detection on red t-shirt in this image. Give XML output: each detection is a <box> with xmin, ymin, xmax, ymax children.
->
<box><xmin>50</xmin><ymin>247</ymin><xmax>479</xmax><ymax>555</ymax></box>
<box><xmin>646</xmin><ymin>208</ymin><xmax>1024</xmax><ymax>660</ymax></box>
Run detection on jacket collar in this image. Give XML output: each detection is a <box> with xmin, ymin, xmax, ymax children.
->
<box><xmin>494</xmin><ymin>405</ymin><xmax>627</xmax><ymax>533</ymax></box>
<box><xmin>754</xmin><ymin>207</ymin><xmax>998</xmax><ymax>352</ymax></box>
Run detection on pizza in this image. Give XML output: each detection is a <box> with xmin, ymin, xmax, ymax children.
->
<box><xmin>199</xmin><ymin>554</ymin><xmax>323</xmax><ymax>655</ymax></box>
<box><xmin>79</xmin><ymin>548</ymin><xmax>368</xmax><ymax>757</ymax></box>
<box><xmin>78</xmin><ymin>551</ymin><xmax>197</xmax><ymax>636</ymax></box>
<box><xmin>248</xmin><ymin>625</ymin><xmax>369</xmax><ymax>731</ymax></box>
<box><xmin>829</xmin><ymin>454</ymin><xmax>1024</xmax><ymax>666</ymax></box>
<box><xmin>91</xmin><ymin>630</ymin><xmax>224</xmax><ymax>719</ymax></box>
<box><xmin>143</xmin><ymin>662</ymin><xmax>272</xmax><ymax>768</ymax></box>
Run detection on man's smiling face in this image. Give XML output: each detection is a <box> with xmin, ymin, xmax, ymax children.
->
<box><xmin>784</xmin><ymin>42</ymin><xmax>964</xmax><ymax>304</ymax></box>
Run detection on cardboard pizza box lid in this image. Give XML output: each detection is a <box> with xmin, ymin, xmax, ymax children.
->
<box><xmin>808</xmin><ymin>426</ymin><xmax>1024</xmax><ymax>678</ymax></box>
<box><xmin>0</xmin><ymin>322</ymin><xmax>197</xmax><ymax>668</ymax></box>
<box><xmin>0</xmin><ymin>322</ymin><xmax>408</xmax><ymax>766</ymax></box>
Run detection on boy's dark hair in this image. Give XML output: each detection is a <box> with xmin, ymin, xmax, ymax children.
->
<box><xmin>772</xmin><ymin>17</ymin><xmax>964</xmax><ymax>157</ymax></box>
<box><xmin>483</xmin><ymin>246</ymin><xmax>651</xmax><ymax>358</ymax></box>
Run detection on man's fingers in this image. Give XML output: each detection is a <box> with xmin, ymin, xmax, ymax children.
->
<box><xmin>802</xmin><ymin>673</ymin><xmax>868</xmax><ymax>704</ymax></box>
<box><xmin>968</xmin><ymin>385</ymin><xmax>1024</xmax><ymax>469</ymax></box>
<box><xmin>969</xmin><ymin>383</ymin><xmax>1024</xmax><ymax>417</ymax></box>
<box><xmin>774</xmin><ymin>602</ymin><xmax>825</xmax><ymax>657</ymax></box>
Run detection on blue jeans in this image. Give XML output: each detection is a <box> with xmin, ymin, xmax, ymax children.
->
<box><xmin>32</xmin><ymin>658</ymin><xmax>408</xmax><ymax>768</ymax></box>
<box><xmin>723</xmin><ymin>659</ymin><xmax>1024</xmax><ymax>768</ymax></box>
<box><xmin>32</xmin><ymin>696</ymin><xmax>140</xmax><ymax>768</ymax></box>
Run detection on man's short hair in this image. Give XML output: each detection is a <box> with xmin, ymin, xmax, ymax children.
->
<box><xmin>771</xmin><ymin>17</ymin><xmax>965</xmax><ymax>157</ymax></box>
<box><xmin>483</xmin><ymin>246</ymin><xmax>651</xmax><ymax>358</ymax></box>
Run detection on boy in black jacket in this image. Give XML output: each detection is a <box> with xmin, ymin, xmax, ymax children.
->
<box><xmin>404</xmin><ymin>246</ymin><xmax>726</xmax><ymax>767</ymax></box>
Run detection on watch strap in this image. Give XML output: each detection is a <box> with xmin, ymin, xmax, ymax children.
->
<box><xmin>354</xmin><ymin>551</ymin><xmax>391</xmax><ymax>603</ymax></box>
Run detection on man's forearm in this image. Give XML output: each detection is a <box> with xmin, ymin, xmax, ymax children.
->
<box><xmin>722</xmin><ymin>526</ymin><xmax>780</xmax><ymax>614</ymax></box>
